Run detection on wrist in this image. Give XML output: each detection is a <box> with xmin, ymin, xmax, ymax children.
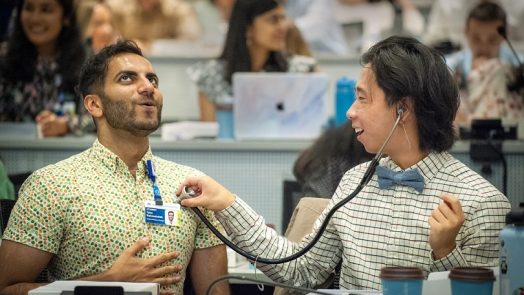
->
<box><xmin>432</xmin><ymin>244</ymin><xmax>456</xmax><ymax>260</ymax></box>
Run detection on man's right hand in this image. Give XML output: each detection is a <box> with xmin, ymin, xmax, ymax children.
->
<box><xmin>99</xmin><ymin>237</ymin><xmax>182</xmax><ymax>285</ymax></box>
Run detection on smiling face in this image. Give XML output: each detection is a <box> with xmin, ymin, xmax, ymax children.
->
<box><xmin>98</xmin><ymin>53</ymin><xmax>163</xmax><ymax>137</ymax></box>
<box><xmin>20</xmin><ymin>0</ymin><xmax>64</xmax><ymax>56</ymax></box>
<box><xmin>247</xmin><ymin>5</ymin><xmax>287</xmax><ymax>52</ymax></box>
<box><xmin>347</xmin><ymin>66</ymin><xmax>402</xmax><ymax>155</ymax></box>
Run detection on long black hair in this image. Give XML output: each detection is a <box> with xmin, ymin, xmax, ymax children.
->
<box><xmin>0</xmin><ymin>0</ymin><xmax>86</xmax><ymax>94</ymax></box>
<box><xmin>220</xmin><ymin>0</ymin><xmax>287</xmax><ymax>84</ymax></box>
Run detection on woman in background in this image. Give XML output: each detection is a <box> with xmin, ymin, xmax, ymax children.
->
<box><xmin>188</xmin><ymin>0</ymin><xmax>316</xmax><ymax>122</ymax></box>
<box><xmin>77</xmin><ymin>0</ymin><xmax>119</xmax><ymax>54</ymax></box>
<box><xmin>0</xmin><ymin>0</ymin><xmax>88</xmax><ymax>137</ymax></box>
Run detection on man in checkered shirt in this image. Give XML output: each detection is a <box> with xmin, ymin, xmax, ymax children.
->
<box><xmin>179</xmin><ymin>36</ymin><xmax>511</xmax><ymax>291</ymax></box>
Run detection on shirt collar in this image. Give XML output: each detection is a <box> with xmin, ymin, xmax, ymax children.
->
<box><xmin>379</xmin><ymin>151</ymin><xmax>451</xmax><ymax>187</ymax></box>
<box><xmin>90</xmin><ymin>139</ymin><xmax>154</xmax><ymax>174</ymax></box>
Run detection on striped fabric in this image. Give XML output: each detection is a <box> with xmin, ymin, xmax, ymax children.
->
<box><xmin>216</xmin><ymin>152</ymin><xmax>511</xmax><ymax>290</ymax></box>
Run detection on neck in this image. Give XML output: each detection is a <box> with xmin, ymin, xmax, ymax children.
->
<box><xmin>390</xmin><ymin>148</ymin><xmax>429</xmax><ymax>170</ymax></box>
<box><xmin>97</xmin><ymin>126</ymin><xmax>150</xmax><ymax>170</ymax></box>
<box><xmin>387</xmin><ymin>121</ymin><xmax>429</xmax><ymax>169</ymax></box>
<box><xmin>249</xmin><ymin>46</ymin><xmax>269</xmax><ymax>72</ymax></box>
<box><xmin>37</xmin><ymin>43</ymin><xmax>58</xmax><ymax>61</ymax></box>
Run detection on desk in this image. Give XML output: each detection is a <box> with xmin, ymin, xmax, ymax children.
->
<box><xmin>1</xmin><ymin>135</ymin><xmax>523</xmax><ymax>233</ymax></box>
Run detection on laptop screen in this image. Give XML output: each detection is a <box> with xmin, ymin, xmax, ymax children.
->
<box><xmin>233</xmin><ymin>73</ymin><xmax>329</xmax><ymax>140</ymax></box>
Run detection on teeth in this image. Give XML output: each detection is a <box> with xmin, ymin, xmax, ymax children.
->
<box><xmin>355</xmin><ymin>128</ymin><xmax>363</xmax><ymax>135</ymax></box>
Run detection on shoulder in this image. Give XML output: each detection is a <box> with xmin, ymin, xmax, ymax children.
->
<box><xmin>153</xmin><ymin>156</ymin><xmax>205</xmax><ymax>178</ymax></box>
<box><xmin>187</xmin><ymin>59</ymin><xmax>225</xmax><ymax>84</ymax></box>
<box><xmin>437</xmin><ymin>155</ymin><xmax>508</xmax><ymax>203</ymax></box>
<box><xmin>287</xmin><ymin>55</ymin><xmax>317</xmax><ymax>73</ymax></box>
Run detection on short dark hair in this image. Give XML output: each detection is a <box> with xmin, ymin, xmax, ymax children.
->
<box><xmin>467</xmin><ymin>1</ymin><xmax>507</xmax><ymax>29</ymax></box>
<box><xmin>78</xmin><ymin>40</ymin><xmax>143</xmax><ymax>97</ymax></box>
<box><xmin>220</xmin><ymin>0</ymin><xmax>288</xmax><ymax>84</ymax></box>
<box><xmin>361</xmin><ymin>36</ymin><xmax>460</xmax><ymax>152</ymax></box>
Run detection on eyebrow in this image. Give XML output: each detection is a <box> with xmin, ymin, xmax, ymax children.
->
<box><xmin>114</xmin><ymin>70</ymin><xmax>159</xmax><ymax>81</ymax></box>
<box><xmin>356</xmin><ymin>86</ymin><xmax>367</xmax><ymax>95</ymax></box>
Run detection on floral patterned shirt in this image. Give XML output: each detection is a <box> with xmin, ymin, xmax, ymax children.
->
<box><xmin>0</xmin><ymin>57</ymin><xmax>92</xmax><ymax>135</ymax></box>
<box><xmin>3</xmin><ymin>140</ymin><xmax>224</xmax><ymax>294</ymax></box>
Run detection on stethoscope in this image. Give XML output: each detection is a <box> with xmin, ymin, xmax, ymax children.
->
<box><xmin>180</xmin><ymin>108</ymin><xmax>404</xmax><ymax>264</ymax></box>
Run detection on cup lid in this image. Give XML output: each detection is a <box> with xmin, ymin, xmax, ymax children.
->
<box><xmin>449</xmin><ymin>267</ymin><xmax>495</xmax><ymax>282</ymax></box>
<box><xmin>380</xmin><ymin>267</ymin><xmax>424</xmax><ymax>280</ymax></box>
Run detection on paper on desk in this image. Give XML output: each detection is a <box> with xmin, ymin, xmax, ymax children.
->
<box><xmin>161</xmin><ymin>121</ymin><xmax>218</xmax><ymax>140</ymax></box>
<box><xmin>28</xmin><ymin>280</ymin><xmax>159</xmax><ymax>295</ymax></box>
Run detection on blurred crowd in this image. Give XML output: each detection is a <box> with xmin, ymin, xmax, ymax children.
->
<box><xmin>0</xmin><ymin>0</ymin><xmax>523</xmax><ymax>137</ymax></box>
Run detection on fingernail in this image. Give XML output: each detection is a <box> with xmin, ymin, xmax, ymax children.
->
<box><xmin>141</xmin><ymin>236</ymin><xmax>150</xmax><ymax>242</ymax></box>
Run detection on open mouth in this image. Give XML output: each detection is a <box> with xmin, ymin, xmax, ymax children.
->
<box><xmin>355</xmin><ymin>128</ymin><xmax>364</xmax><ymax>136</ymax></box>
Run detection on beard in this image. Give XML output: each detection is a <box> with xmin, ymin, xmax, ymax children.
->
<box><xmin>99</xmin><ymin>92</ymin><xmax>162</xmax><ymax>137</ymax></box>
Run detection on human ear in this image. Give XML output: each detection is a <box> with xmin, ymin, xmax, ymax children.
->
<box><xmin>84</xmin><ymin>94</ymin><xmax>103</xmax><ymax>118</ymax></box>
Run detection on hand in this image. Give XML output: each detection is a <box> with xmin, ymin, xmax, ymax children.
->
<box><xmin>428</xmin><ymin>194</ymin><xmax>465</xmax><ymax>259</ymax></box>
<box><xmin>105</xmin><ymin>237</ymin><xmax>182</xmax><ymax>285</ymax></box>
<box><xmin>176</xmin><ymin>176</ymin><xmax>235</xmax><ymax>211</ymax></box>
<box><xmin>36</xmin><ymin>111</ymin><xmax>69</xmax><ymax>137</ymax></box>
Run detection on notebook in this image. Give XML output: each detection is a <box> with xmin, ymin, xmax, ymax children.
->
<box><xmin>233</xmin><ymin>73</ymin><xmax>329</xmax><ymax>140</ymax></box>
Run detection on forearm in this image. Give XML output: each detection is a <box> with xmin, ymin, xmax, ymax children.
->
<box><xmin>216</xmin><ymin>198</ymin><xmax>340</xmax><ymax>287</ymax></box>
<box><xmin>1</xmin><ymin>282</ymin><xmax>45</xmax><ymax>295</ymax></box>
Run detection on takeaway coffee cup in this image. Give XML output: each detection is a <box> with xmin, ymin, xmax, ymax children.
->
<box><xmin>380</xmin><ymin>266</ymin><xmax>424</xmax><ymax>295</ymax></box>
<box><xmin>449</xmin><ymin>267</ymin><xmax>495</xmax><ymax>295</ymax></box>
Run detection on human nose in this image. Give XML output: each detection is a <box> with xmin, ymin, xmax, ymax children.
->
<box><xmin>347</xmin><ymin>102</ymin><xmax>356</xmax><ymax>120</ymax></box>
<box><xmin>138</xmin><ymin>77</ymin><xmax>154</xmax><ymax>95</ymax></box>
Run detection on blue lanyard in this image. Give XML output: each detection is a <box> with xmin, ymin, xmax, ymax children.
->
<box><xmin>146</xmin><ymin>160</ymin><xmax>163</xmax><ymax>205</ymax></box>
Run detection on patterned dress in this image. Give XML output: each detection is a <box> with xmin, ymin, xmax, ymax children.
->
<box><xmin>0</xmin><ymin>57</ymin><xmax>92</xmax><ymax>135</ymax></box>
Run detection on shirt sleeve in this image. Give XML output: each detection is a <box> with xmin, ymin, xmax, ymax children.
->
<box><xmin>2</xmin><ymin>169</ymin><xmax>66</xmax><ymax>254</ymax></box>
<box><xmin>216</xmin><ymin>197</ymin><xmax>342</xmax><ymax>288</ymax></box>
<box><xmin>430</xmin><ymin>193</ymin><xmax>510</xmax><ymax>272</ymax></box>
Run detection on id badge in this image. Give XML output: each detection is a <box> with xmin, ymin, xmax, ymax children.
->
<box><xmin>144</xmin><ymin>201</ymin><xmax>181</xmax><ymax>226</ymax></box>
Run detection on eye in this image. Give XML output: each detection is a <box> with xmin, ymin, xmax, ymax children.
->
<box><xmin>119</xmin><ymin>74</ymin><xmax>131</xmax><ymax>82</ymax></box>
<box><xmin>148</xmin><ymin>77</ymin><xmax>159</xmax><ymax>87</ymax></box>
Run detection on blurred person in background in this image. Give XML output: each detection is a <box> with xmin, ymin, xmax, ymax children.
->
<box><xmin>285</xmin><ymin>0</ymin><xmax>348</xmax><ymax>56</ymax></box>
<box><xmin>446</xmin><ymin>1</ymin><xmax>524</xmax><ymax>126</ymax></box>
<box><xmin>293</xmin><ymin>122</ymin><xmax>373</xmax><ymax>199</ymax></box>
<box><xmin>77</xmin><ymin>0</ymin><xmax>119</xmax><ymax>54</ymax></box>
<box><xmin>334</xmin><ymin>0</ymin><xmax>425</xmax><ymax>53</ymax></box>
<box><xmin>424</xmin><ymin>0</ymin><xmax>524</xmax><ymax>54</ymax></box>
<box><xmin>107</xmin><ymin>0</ymin><xmax>201</xmax><ymax>53</ymax></box>
<box><xmin>192</xmin><ymin>0</ymin><xmax>235</xmax><ymax>47</ymax></box>
<box><xmin>0</xmin><ymin>0</ymin><xmax>89</xmax><ymax>137</ymax></box>
<box><xmin>187</xmin><ymin>0</ymin><xmax>316</xmax><ymax>122</ymax></box>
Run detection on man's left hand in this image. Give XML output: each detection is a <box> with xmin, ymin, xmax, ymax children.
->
<box><xmin>428</xmin><ymin>194</ymin><xmax>465</xmax><ymax>260</ymax></box>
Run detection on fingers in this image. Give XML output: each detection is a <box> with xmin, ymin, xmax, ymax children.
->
<box><xmin>441</xmin><ymin>194</ymin><xmax>464</xmax><ymax>215</ymax></box>
<box><xmin>180</xmin><ymin>195</ymin><xmax>204</xmax><ymax>208</ymax></box>
<box><xmin>124</xmin><ymin>237</ymin><xmax>150</xmax><ymax>257</ymax></box>
<box><xmin>150</xmin><ymin>264</ymin><xmax>182</xmax><ymax>278</ymax></box>
<box><xmin>147</xmin><ymin>251</ymin><xmax>179</xmax><ymax>266</ymax></box>
<box><xmin>176</xmin><ymin>176</ymin><xmax>203</xmax><ymax>196</ymax></box>
<box><xmin>153</xmin><ymin>275</ymin><xmax>182</xmax><ymax>285</ymax></box>
<box><xmin>36</xmin><ymin>110</ymin><xmax>53</xmax><ymax>122</ymax></box>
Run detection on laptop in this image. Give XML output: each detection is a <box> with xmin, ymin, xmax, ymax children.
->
<box><xmin>233</xmin><ymin>72</ymin><xmax>329</xmax><ymax>140</ymax></box>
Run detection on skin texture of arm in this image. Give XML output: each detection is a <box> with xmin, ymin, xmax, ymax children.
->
<box><xmin>198</xmin><ymin>92</ymin><xmax>216</xmax><ymax>121</ymax></box>
<box><xmin>188</xmin><ymin>245</ymin><xmax>230</xmax><ymax>295</ymax></box>
<box><xmin>0</xmin><ymin>237</ymin><xmax>182</xmax><ymax>295</ymax></box>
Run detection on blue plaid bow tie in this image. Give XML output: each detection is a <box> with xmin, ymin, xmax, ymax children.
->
<box><xmin>375</xmin><ymin>166</ymin><xmax>425</xmax><ymax>193</ymax></box>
